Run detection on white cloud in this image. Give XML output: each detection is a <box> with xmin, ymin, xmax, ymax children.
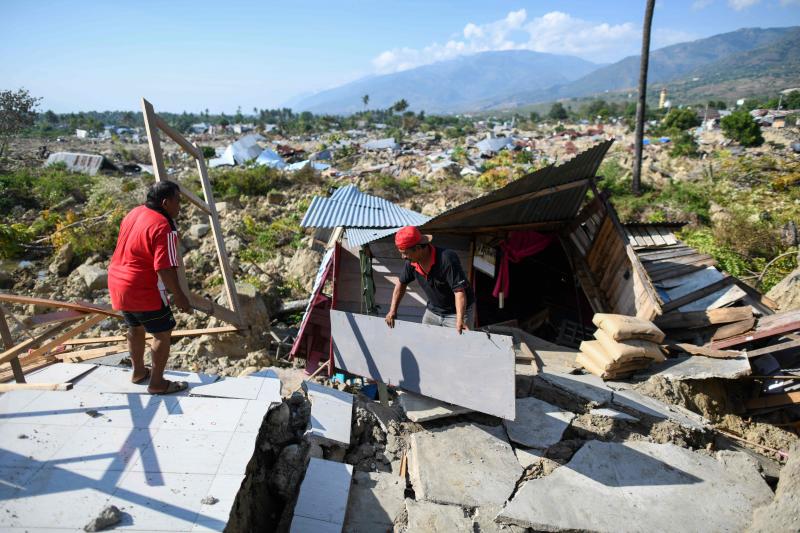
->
<box><xmin>371</xmin><ymin>10</ymin><xmax>651</xmax><ymax>73</ymax></box>
<box><xmin>728</xmin><ymin>0</ymin><xmax>761</xmax><ymax>9</ymax></box>
<box><xmin>691</xmin><ymin>0</ymin><xmax>714</xmax><ymax>9</ymax></box>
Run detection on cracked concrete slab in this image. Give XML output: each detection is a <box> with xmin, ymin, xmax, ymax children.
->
<box><xmin>635</xmin><ymin>355</ymin><xmax>751</xmax><ymax>381</ymax></box>
<box><xmin>589</xmin><ymin>407</ymin><xmax>639</xmax><ymax>422</ymax></box>
<box><xmin>498</xmin><ymin>441</ymin><xmax>772</xmax><ymax>532</ymax></box>
<box><xmin>503</xmin><ymin>397</ymin><xmax>575</xmax><ymax>449</ymax></box>
<box><xmin>303</xmin><ymin>381</ymin><xmax>354</xmax><ymax>446</ymax></box>
<box><xmin>611</xmin><ymin>388</ymin><xmax>708</xmax><ymax>430</ymax></box>
<box><xmin>409</xmin><ymin>423</ymin><xmax>522</xmax><ymax>508</ymax></box>
<box><xmin>405</xmin><ymin>499</ymin><xmax>472</xmax><ymax>531</ymax></box>
<box><xmin>343</xmin><ymin>471</ymin><xmax>405</xmax><ymax>533</ymax></box>
<box><xmin>397</xmin><ymin>391</ymin><xmax>471</xmax><ymax>422</ymax></box>
<box><xmin>538</xmin><ymin>372</ymin><xmax>613</xmax><ymax>406</ymax></box>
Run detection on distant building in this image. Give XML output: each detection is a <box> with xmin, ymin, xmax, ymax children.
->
<box><xmin>658</xmin><ymin>88</ymin><xmax>667</xmax><ymax>109</ymax></box>
<box><xmin>75</xmin><ymin>129</ymin><xmax>88</xmax><ymax>139</ymax></box>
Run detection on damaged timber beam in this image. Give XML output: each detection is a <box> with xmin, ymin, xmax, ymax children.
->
<box><xmin>330</xmin><ymin>310</ymin><xmax>515</xmax><ymax>419</ymax></box>
<box><xmin>62</xmin><ymin>325</ymin><xmax>241</xmax><ymax>346</ymax></box>
<box><xmin>655</xmin><ymin>307</ymin><xmax>754</xmax><ymax>330</ymax></box>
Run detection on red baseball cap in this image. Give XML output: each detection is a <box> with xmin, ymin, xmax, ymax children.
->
<box><xmin>395</xmin><ymin>226</ymin><xmax>431</xmax><ymax>250</ymax></box>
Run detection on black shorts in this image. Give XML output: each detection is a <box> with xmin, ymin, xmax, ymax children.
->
<box><xmin>121</xmin><ymin>305</ymin><xmax>176</xmax><ymax>334</ymax></box>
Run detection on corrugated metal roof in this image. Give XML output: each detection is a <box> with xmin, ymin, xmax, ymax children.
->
<box><xmin>300</xmin><ymin>184</ymin><xmax>429</xmax><ymax>229</ymax></box>
<box><xmin>44</xmin><ymin>152</ymin><xmax>117</xmax><ymax>176</ymax></box>
<box><xmin>344</xmin><ymin>227</ymin><xmax>404</xmax><ymax>248</ymax></box>
<box><xmin>422</xmin><ymin>140</ymin><xmax>613</xmax><ymax>231</ymax></box>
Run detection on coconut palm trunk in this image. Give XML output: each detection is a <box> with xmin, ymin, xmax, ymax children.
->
<box><xmin>632</xmin><ymin>0</ymin><xmax>656</xmax><ymax>196</ymax></box>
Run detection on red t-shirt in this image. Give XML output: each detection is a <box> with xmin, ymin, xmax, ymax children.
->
<box><xmin>108</xmin><ymin>205</ymin><xmax>179</xmax><ymax>311</ymax></box>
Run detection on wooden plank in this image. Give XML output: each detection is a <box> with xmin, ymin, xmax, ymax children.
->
<box><xmin>711</xmin><ymin>317</ymin><xmax>756</xmax><ymax>341</ymax></box>
<box><xmin>745</xmin><ymin>339</ymin><xmax>800</xmax><ymax>359</ymax></box>
<box><xmin>713</xmin><ymin>319</ymin><xmax>800</xmax><ymax>350</ymax></box>
<box><xmin>649</xmin><ymin>262</ymin><xmax>713</xmax><ymax>283</ymax></box>
<box><xmin>667</xmin><ymin>343</ymin><xmax>743</xmax><ymax>359</ymax></box>
<box><xmin>175</xmin><ymin>182</ymin><xmax>212</xmax><ymax>215</ymax></box>
<box><xmin>63</xmin><ymin>325</ymin><xmax>241</xmax><ymax>346</ymax></box>
<box><xmin>647</xmin><ymin>227</ymin><xmax>667</xmax><ymax>246</ymax></box>
<box><xmin>153</xmin><ymin>115</ymin><xmax>203</xmax><ymax>159</ymax></box>
<box><xmin>638</xmin><ymin>246</ymin><xmax>694</xmax><ymax>261</ymax></box>
<box><xmin>0</xmin><ymin>356</ymin><xmax>56</xmax><ymax>383</ymax></box>
<box><xmin>26</xmin><ymin>313</ymin><xmax>107</xmax><ymax>360</ymax></box>
<box><xmin>331</xmin><ymin>310</ymin><xmax>515</xmax><ymax>419</ymax></box>
<box><xmin>195</xmin><ymin>152</ymin><xmax>241</xmax><ymax>318</ymax></box>
<box><xmin>734</xmin><ymin>280</ymin><xmax>779</xmax><ymax>313</ymax></box>
<box><xmin>0</xmin><ymin>382</ymin><xmax>72</xmax><ymax>392</ymax></box>
<box><xmin>746</xmin><ymin>392</ymin><xmax>800</xmax><ymax>410</ymax></box>
<box><xmin>656</xmin><ymin>307</ymin><xmax>754</xmax><ymax>330</ymax></box>
<box><xmin>661</xmin><ymin>275</ymin><xmax>733</xmax><ymax>313</ymax></box>
<box><xmin>0</xmin><ymin>320</ymin><xmax>81</xmax><ymax>365</ymax></box>
<box><xmin>0</xmin><ymin>294</ymin><xmax>120</xmax><ymax>318</ymax></box>
<box><xmin>56</xmin><ymin>345</ymin><xmax>128</xmax><ymax>362</ymax></box>
<box><xmin>141</xmin><ymin>97</ymin><xmax>170</xmax><ymax>183</ymax></box>
<box><xmin>24</xmin><ymin>309</ymin><xmax>89</xmax><ymax>327</ymax></box>
<box><xmin>646</xmin><ymin>254</ymin><xmax>716</xmax><ymax>276</ymax></box>
<box><xmin>0</xmin><ymin>307</ymin><xmax>24</xmax><ymax>383</ymax></box>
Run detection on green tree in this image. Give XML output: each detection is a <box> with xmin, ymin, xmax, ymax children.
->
<box><xmin>529</xmin><ymin>111</ymin><xmax>541</xmax><ymax>123</ymax></box>
<box><xmin>0</xmin><ymin>88</ymin><xmax>41</xmax><ymax>157</ymax></box>
<box><xmin>784</xmin><ymin>90</ymin><xmax>800</xmax><ymax>109</ymax></box>
<box><xmin>721</xmin><ymin>109</ymin><xmax>764</xmax><ymax>147</ymax></box>
<box><xmin>548</xmin><ymin>102</ymin><xmax>568</xmax><ymax>120</ymax></box>
<box><xmin>585</xmin><ymin>99</ymin><xmax>610</xmax><ymax>120</ymax></box>
<box><xmin>392</xmin><ymin>99</ymin><xmax>409</xmax><ymax>114</ymax></box>
<box><xmin>362</xmin><ymin>94</ymin><xmax>369</xmax><ymax>109</ymax></box>
<box><xmin>661</xmin><ymin>108</ymin><xmax>700</xmax><ymax>131</ymax></box>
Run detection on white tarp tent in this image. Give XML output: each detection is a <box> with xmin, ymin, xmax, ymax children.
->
<box><xmin>255</xmin><ymin>148</ymin><xmax>287</xmax><ymax>169</ymax></box>
<box><xmin>209</xmin><ymin>134</ymin><xmax>265</xmax><ymax>167</ymax></box>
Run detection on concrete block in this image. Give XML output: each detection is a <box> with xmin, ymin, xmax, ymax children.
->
<box><xmin>343</xmin><ymin>471</ymin><xmax>405</xmax><ymax>532</ymax></box>
<box><xmin>538</xmin><ymin>372</ymin><xmax>613</xmax><ymax>406</ymax></box>
<box><xmin>498</xmin><ymin>441</ymin><xmax>773</xmax><ymax>532</ymax></box>
<box><xmin>292</xmin><ymin>457</ymin><xmax>353</xmax><ymax>530</ymax></box>
<box><xmin>409</xmin><ymin>423</ymin><xmax>522</xmax><ymax>507</ymax></box>
<box><xmin>397</xmin><ymin>391</ymin><xmax>471</xmax><ymax>422</ymax></box>
<box><xmin>636</xmin><ymin>355</ymin><xmax>752</xmax><ymax>381</ymax></box>
<box><xmin>364</xmin><ymin>401</ymin><xmax>400</xmax><ymax>433</ymax></box>
<box><xmin>503</xmin><ymin>397</ymin><xmax>575</xmax><ymax>449</ymax></box>
<box><xmin>304</xmin><ymin>381</ymin><xmax>354</xmax><ymax>446</ymax></box>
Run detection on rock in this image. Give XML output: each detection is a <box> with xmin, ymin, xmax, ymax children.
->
<box><xmin>268</xmin><ymin>444</ymin><xmax>308</xmax><ymax>499</ymax></box>
<box><xmin>749</xmin><ymin>442</ymin><xmax>800</xmax><ymax>533</ymax></box>
<box><xmin>189</xmin><ymin>223</ymin><xmax>210</xmax><ymax>239</ymax></box>
<box><xmin>286</xmin><ymin>248</ymin><xmax>323</xmax><ymax>292</ymax></box>
<box><xmin>409</xmin><ymin>423</ymin><xmax>523</xmax><ymax>508</ymax></box>
<box><xmin>49</xmin><ymin>243</ymin><xmax>75</xmax><ymax>276</ymax></box>
<box><xmin>405</xmin><ymin>499</ymin><xmax>472</xmax><ymax>532</ymax></box>
<box><xmin>766</xmin><ymin>266</ymin><xmax>800</xmax><ymax>311</ymax></box>
<box><xmin>224</xmin><ymin>236</ymin><xmax>241</xmax><ymax>253</ymax></box>
<box><xmin>503</xmin><ymin>397</ymin><xmax>575</xmax><ymax>449</ymax></box>
<box><xmin>343</xmin><ymin>472</ymin><xmax>405</xmax><ymax>532</ymax></box>
<box><xmin>0</xmin><ymin>270</ymin><xmax>12</xmax><ymax>289</ymax></box>
<box><xmin>267</xmin><ymin>192</ymin><xmax>286</xmax><ymax>205</ymax></box>
<box><xmin>83</xmin><ymin>504</ymin><xmax>122</xmax><ymax>531</ymax></box>
<box><xmin>497</xmin><ymin>441</ymin><xmax>772</xmax><ymax>532</ymax></box>
<box><xmin>473</xmin><ymin>505</ymin><xmax>526</xmax><ymax>533</ymax></box>
<box><xmin>76</xmin><ymin>264</ymin><xmax>108</xmax><ymax>292</ymax></box>
<box><xmin>200</xmin><ymin>495</ymin><xmax>219</xmax><ymax>505</ymax></box>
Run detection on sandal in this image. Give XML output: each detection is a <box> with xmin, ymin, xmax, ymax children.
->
<box><xmin>149</xmin><ymin>380</ymin><xmax>189</xmax><ymax>395</ymax></box>
<box><xmin>131</xmin><ymin>367</ymin><xmax>151</xmax><ymax>385</ymax></box>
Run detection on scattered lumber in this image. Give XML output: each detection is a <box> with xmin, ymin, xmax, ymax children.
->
<box><xmin>0</xmin><ymin>382</ymin><xmax>72</xmax><ymax>392</ymax></box>
<box><xmin>666</xmin><ymin>343</ymin><xmax>743</xmax><ymax>359</ymax></box>
<box><xmin>746</xmin><ymin>392</ymin><xmax>800</xmax><ymax>410</ymax></box>
<box><xmin>655</xmin><ymin>307</ymin><xmax>754</xmax><ymax>330</ymax></box>
<box><xmin>62</xmin><ymin>325</ymin><xmax>241</xmax><ymax>346</ymax></box>
<box><xmin>57</xmin><ymin>345</ymin><xmax>129</xmax><ymax>363</ymax></box>
<box><xmin>0</xmin><ymin>353</ymin><xmax>57</xmax><ymax>382</ymax></box>
<box><xmin>745</xmin><ymin>339</ymin><xmax>800</xmax><ymax>359</ymax></box>
<box><xmin>710</xmin><ymin>317</ymin><xmax>756</xmax><ymax>342</ymax></box>
<box><xmin>0</xmin><ymin>293</ymin><xmax>120</xmax><ymax>318</ymax></box>
<box><xmin>711</xmin><ymin>310</ymin><xmax>800</xmax><ymax>349</ymax></box>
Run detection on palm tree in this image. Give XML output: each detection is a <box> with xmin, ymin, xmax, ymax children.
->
<box><xmin>632</xmin><ymin>0</ymin><xmax>656</xmax><ymax>197</ymax></box>
<box><xmin>392</xmin><ymin>99</ymin><xmax>409</xmax><ymax>114</ymax></box>
<box><xmin>362</xmin><ymin>94</ymin><xmax>369</xmax><ymax>109</ymax></box>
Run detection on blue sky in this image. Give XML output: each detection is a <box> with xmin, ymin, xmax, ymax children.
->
<box><xmin>2</xmin><ymin>0</ymin><xmax>798</xmax><ymax>113</ymax></box>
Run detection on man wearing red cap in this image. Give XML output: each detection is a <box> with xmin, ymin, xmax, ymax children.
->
<box><xmin>385</xmin><ymin>226</ymin><xmax>474</xmax><ymax>333</ymax></box>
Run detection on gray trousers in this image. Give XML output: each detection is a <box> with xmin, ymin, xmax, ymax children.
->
<box><xmin>422</xmin><ymin>305</ymin><xmax>475</xmax><ymax>329</ymax></box>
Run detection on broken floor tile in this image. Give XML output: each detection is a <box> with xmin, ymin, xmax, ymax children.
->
<box><xmin>538</xmin><ymin>372</ymin><xmax>613</xmax><ymax>406</ymax></box>
<box><xmin>503</xmin><ymin>397</ymin><xmax>575</xmax><ymax>450</ymax></box>
<box><xmin>292</xmin><ymin>458</ymin><xmax>353</xmax><ymax>531</ymax></box>
<box><xmin>343</xmin><ymin>471</ymin><xmax>405</xmax><ymax>533</ymax></box>
<box><xmin>409</xmin><ymin>423</ymin><xmax>522</xmax><ymax>508</ymax></box>
<box><xmin>303</xmin><ymin>381</ymin><xmax>354</xmax><ymax>446</ymax></box>
<box><xmin>397</xmin><ymin>391</ymin><xmax>471</xmax><ymax>422</ymax></box>
<box><xmin>405</xmin><ymin>499</ymin><xmax>472</xmax><ymax>532</ymax></box>
<box><xmin>498</xmin><ymin>441</ymin><xmax>772</xmax><ymax>532</ymax></box>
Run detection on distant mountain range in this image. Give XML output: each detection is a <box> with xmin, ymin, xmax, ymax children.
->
<box><xmin>290</xmin><ymin>26</ymin><xmax>800</xmax><ymax>114</ymax></box>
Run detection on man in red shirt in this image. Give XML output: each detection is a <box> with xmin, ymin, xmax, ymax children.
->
<box><xmin>108</xmin><ymin>181</ymin><xmax>192</xmax><ymax>394</ymax></box>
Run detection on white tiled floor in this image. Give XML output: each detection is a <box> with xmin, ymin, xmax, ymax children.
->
<box><xmin>0</xmin><ymin>364</ymin><xmax>277</xmax><ymax>532</ymax></box>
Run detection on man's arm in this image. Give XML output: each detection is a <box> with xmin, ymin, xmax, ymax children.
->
<box><xmin>454</xmin><ymin>290</ymin><xmax>468</xmax><ymax>334</ymax></box>
<box><xmin>157</xmin><ymin>267</ymin><xmax>192</xmax><ymax>312</ymax></box>
<box><xmin>385</xmin><ymin>281</ymin><xmax>407</xmax><ymax>328</ymax></box>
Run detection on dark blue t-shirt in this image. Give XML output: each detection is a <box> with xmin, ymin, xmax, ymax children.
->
<box><xmin>400</xmin><ymin>246</ymin><xmax>475</xmax><ymax>315</ymax></box>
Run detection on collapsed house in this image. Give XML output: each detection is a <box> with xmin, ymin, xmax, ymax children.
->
<box><xmin>44</xmin><ymin>152</ymin><xmax>119</xmax><ymax>176</ymax></box>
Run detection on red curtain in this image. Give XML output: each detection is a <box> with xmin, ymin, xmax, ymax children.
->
<box><xmin>492</xmin><ymin>231</ymin><xmax>556</xmax><ymax>299</ymax></box>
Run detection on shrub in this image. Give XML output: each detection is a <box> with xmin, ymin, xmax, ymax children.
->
<box><xmin>0</xmin><ymin>223</ymin><xmax>33</xmax><ymax>258</ymax></box>
<box><xmin>667</xmin><ymin>129</ymin><xmax>698</xmax><ymax>158</ymax></box>
<box><xmin>200</xmin><ymin>146</ymin><xmax>216</xmax><ymax>159</ymax></box>
<box><xmin>210</xmin><ymin>166</ymin><xmax>284</xmax><ymax>199</ymax></box>
<box><xmin>721</xmin><ymin>110</ymin><xmax>763</xmax><ymax>147</ymax></box>
<box><xmin>660</xmin><ymin>108</ymin><xmax>700</xmax><ymax>132</ymax></box>
<box><xmin>0</xmin><ymin>165</ymin><xmax>95</xmax><ymax>212</ymax></box>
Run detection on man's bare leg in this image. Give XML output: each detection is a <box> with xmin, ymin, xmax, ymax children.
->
<box><xmin>128</xmin><ymin>326</ymin><xmax>148</xmax><ymax>383</ymax></box>
<box><xmin>147</xmin><ymin>330</ymin><xmax>173</xmax><ymax>393</ymax></box>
